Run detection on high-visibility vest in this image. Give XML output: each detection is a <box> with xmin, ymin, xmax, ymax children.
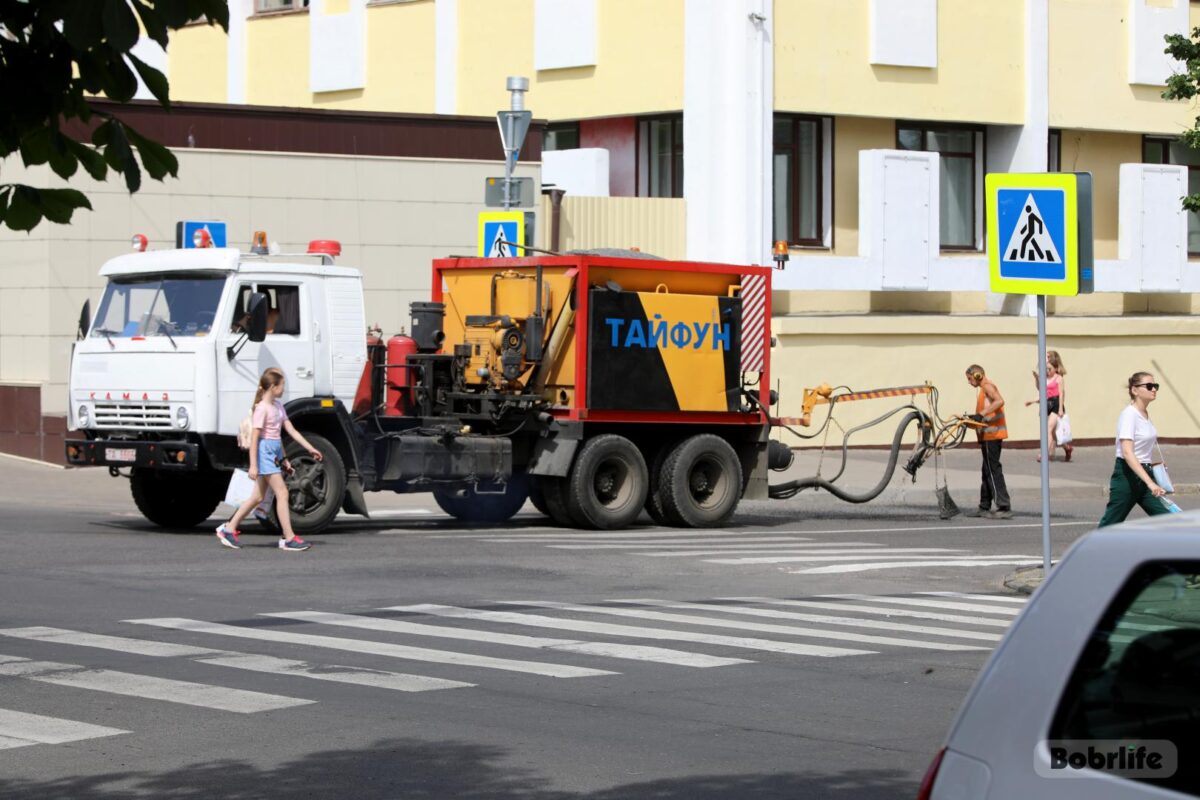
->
<box><xmin>977</xmin><ymin>381</ymin><xmax>1008</xmax><ymax>441</ymax></box>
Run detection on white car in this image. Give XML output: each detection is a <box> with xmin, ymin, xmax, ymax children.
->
<box><xmin>920</xmin><ymin>513</ymin><xmax>1200</xmax><ymax>799</ymax></box>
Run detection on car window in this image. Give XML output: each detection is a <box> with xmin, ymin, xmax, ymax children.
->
<box><xmin>1050</xmin><ymin>560</ymin><xmax>1200</xmax><ymax>796</ymax></box>
<box><xmin>259</xmin><ymin>284</ymin><xmax>301</xmax><ymax>336</ymax></box>
<box><xmin>230</xmin><ymin>284</ymin><xmax>252</xmax><ymax>332</ymax></box>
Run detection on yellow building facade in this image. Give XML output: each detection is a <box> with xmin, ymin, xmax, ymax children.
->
<box><xmin>153</xmin><ymin>1</ymin><xmax>1200</xmax><ymax>443</ymax></box>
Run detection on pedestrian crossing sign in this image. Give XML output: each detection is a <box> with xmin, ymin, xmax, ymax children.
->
<box><xmin>985</xmin><ymin>172</ymin><xmax>1093</xmax><ymax>296</ymax></box>
<box><xmin>477</xmin><ymin>211</ymin><xmax>525</xmax><ymax>257</ymax></box>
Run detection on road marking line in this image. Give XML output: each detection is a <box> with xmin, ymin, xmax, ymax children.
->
<box><xmin>263</xmin><ymin>611</ymin><xmax>747</xmax><ymax>669</ymax></box>
<box><xmin>0</xmin><ymin>708</ymin><xmax>127</xmax><ymax>749</ymax></box>
<box><xmin>195</xmin><ymin>653</ymin><xmax>473</xmax><ymax>692</ymax></box>
<box><xmin>655</xmin><ymin>548</ymin><xmax>963</xmax><ymax>560</ymax></box>
<box><xmin>0</xmin><ymin>627</ymin><xmax>220</xmax><ymax>658</ymax></box>
<box><xmin>126</xmin><ymin>618</ymin><xmax>614</xmax><ymax>679</ymax></box>
<box><xmin>705</xmin><ymin>552</ymin><xmax>1026</xmax><ymax>565</ymax></box>
<box><xmin>499</xmin><ymin>602</ymin><xmax>986</xmax><ymax>652</ymax></box>
<box><xmin>420</xmin><ymin>530</ymin><xmax>799</xmax><ymax>540</ymax></box>
<box><xmin>539</xmin><ymin>541</ymin><xmax>884</xmax><ymax>550</ymax></box>
<box><xmin>384</xmin><ymin>605</ymin><xmax>874</xmax><ymax>658</ymax></box>
<box><xmin>345</xmin><ymin>509</ymin><xmax>434</xmax><ymax>518</ymax></box>
<box><xmin>795</xmin><ymin>559</ymin><xmax>1042</xmax><ymax>574</ymax></box>
<box><xmin>820</xmin><ymin>595</ymin><xmax>1024</xmax><ymax>615</ymax></box>
<box><xmin>916</xmin><ymin>592</ymin><xmax>1027</xmax><ymax>605</ymax></box>
<box><xmin>0</xmin><ymin>658</ymin><xmax>311</xmax><ymax>713</ymax></box>
<box><xmin>725</xmin><ymin>598</ymin><xmax>1015</xmax><ymax>627</ymax></box>
<box><xmin>610</xmin><ymin>600</ymin><xmax>1003</xmax><ymax>642</ymax></box>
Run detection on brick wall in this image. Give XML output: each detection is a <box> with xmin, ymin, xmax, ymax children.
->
<box><xmin>0</xmin><ymin>384</ymin><xmax>70</xmax><ymax>464</ymax></box>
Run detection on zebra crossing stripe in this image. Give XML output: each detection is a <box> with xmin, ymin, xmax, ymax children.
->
<box><xmin>0</xmin><ymin>626</ymin><xmax>471</xmax><ymax>693</ymax></box>
<box><xmin>662</xmin><ymin>548</ymin><xmax>965</xmax><ymax>560</ymax></box>
<box><xmin>383</xmin><ymin>605</ymin><xmax>874</xmax><ymax>658</ymax></box>
<box><xmin>793</xmin><ymin>559</ymin><xmax>1041</xmax><ymax>574</ymax></box>
<box><xmin>501</xmin><ymin>602</ymin><xmax>987</xmax><ymax>652</ymax></box>
<box><xmin>263</xmin><ymin>611</ymin><xmax>748</xmax><ymax>668</ymax></box>
<box><xmin>0</xmin><ymin>658</ymin><xmax>311</xmax><ymax>713</ymax></box>
<box><xmin>195</xmin><ymin>653</ymin><xmax>473</xmax><ymax>692</ymax></box>
<box><xmin>917</xmin><ymin>592</ymin><xmax>1027</xmax><ymax>605</ymax></box>
<box><xmin>820</xmin><ymin>595</ymin><xmax>1024</xmax><ymax>615</ymax></box>
<box><xmin>0</xmin><ymin>627</ymin><xmax>219</xmax><ymax>658</ymax></box>
<box><xmin>0</xmin><ymin>708</ymin><xmax>128</xmax><ymax>750</ymax></box>
<box><xmin>540</xmin><ymin>540</ymin><xmax>884</xmax><ymax>550</ymax></box>
<box><xmin>725</xmin><ymin>598</ymin><xmax>1014</xmax><ymax>628</ymax></box>
<box><xmin>425</xmin><ymin>530</ymin><xmax>790</xmax><ymax>540</ymax></box>
<box><xmin>125</xmin><ymin>618</ymin><xmax>615</xmax><ymax>679</ymax></box>
<box><xmin>612</xmin><ymin>600</ymin><xmax>1003</xmax><ymax>642</ymax></box>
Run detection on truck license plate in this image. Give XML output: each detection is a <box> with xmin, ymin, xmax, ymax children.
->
<box><xmin>105</xmin><ymin>448</ymin><xmax>136</xmax><ymax>463</ymax></box>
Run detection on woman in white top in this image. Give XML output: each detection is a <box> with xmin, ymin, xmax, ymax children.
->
<box><xmin>1097</xmin><ymin>371</ymin><xmax>1169</xmax><ymax>527</ymax></box>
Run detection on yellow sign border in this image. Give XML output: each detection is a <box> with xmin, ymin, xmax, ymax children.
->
<box><xmin>477</xmin><ymin>211</ymin><xmax>526</xmax><ymax>257</ymax></box>
<box><xmin>985</xmin><ymin>172</ymin><xmax>1078</xmax><ymax>296</ymax></box>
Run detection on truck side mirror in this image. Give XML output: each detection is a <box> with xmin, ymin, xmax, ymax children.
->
<box><xmin>77</xmin><ymin>300</ymin><xmax>90</xmax><ymax>341</ymax></box>
<box><xmin>246</xmin><ymin>292</ymin><xmax>269</xmax><ymax>342</ymax></box>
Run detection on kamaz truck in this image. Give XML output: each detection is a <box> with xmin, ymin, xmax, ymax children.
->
<box><xmin>66</xmin><ymin>234</ymin><xmax>776</xmax><ymax>533</ymax></box>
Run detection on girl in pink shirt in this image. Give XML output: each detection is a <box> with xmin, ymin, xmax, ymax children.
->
<box><xmin>1026</xmin><ymin>350</ymin><xmax>1072</xmax><ymax>462</ymax></box>
<box><xmin>217</xmin><ymin>367</ymin><xmax>323</xmax><ymax>551</ymax></box>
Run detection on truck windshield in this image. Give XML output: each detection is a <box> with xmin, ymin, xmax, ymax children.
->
<box><xmin>91</xmin><ymin>275</ymin><xmax>226</xmax><ymax>338</ymax></box>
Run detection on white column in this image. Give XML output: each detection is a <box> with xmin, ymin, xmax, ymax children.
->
<box><xmin>436</xmin><ymin>0</ymin><xmax>459</xmax><ymax>115</ymax></box>
<box><xmin>226</xmin><ymin>0</ymin><xmax>252</xmax><ymax>104</ymax></box>
<box><xmin>683</xmin><ymin>0</ymin><xmax>773</xmax><ymax>266</ymax></box>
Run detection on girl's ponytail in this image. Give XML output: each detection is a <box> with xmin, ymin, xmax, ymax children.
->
<box><xmin>252</xmin><ymin>367</ymin><xmax>285</xmax><ymax>411</ymax></box>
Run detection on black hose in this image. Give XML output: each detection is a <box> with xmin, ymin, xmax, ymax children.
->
<box><xmin>769</xmin><ymin>409</ymin><xmax>927</xmax><ymax>503</ymax></box>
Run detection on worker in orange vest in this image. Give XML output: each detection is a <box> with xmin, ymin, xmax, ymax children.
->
<box><xmin>964</xmin><ymin>365</ymin><xmax>1012</xmax><ymax>520</ymax></box>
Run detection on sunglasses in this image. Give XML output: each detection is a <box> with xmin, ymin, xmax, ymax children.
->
<box><xmin>1135</xmin><ymin>383</ymin><xmax>1160</xmax><ymax>391</ymax></box>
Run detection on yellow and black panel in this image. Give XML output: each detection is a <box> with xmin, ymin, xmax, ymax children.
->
<box><xmin>587</xmin><ymin>287</ymin><xmax>741</xmax><ymax>412</ymax></box>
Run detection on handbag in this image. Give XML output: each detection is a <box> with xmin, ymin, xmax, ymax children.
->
<box><xmin>1055</xmin><ymin>413</ymin><xmax>1072</xmax><ymax>445</ymax></box>
<box><xmin>1151</xmin><ymin>444</ymin><xmax>1174</xmax><ymax>494</ymax></box>
<box><xmin>237</xmin><ymin>415</ymin><xmax>254</xmax><ymax>450</ymax></box>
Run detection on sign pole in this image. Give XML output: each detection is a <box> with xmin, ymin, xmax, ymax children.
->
<box><xmin>503</xmin><ymin>113</ymin><xmax>514</xmax><ymax>211</ymax></box>
<box><xmin>1036</xmin><ymin>294</ymin><xmax>1051</xmax><ymax>572</ymax></box>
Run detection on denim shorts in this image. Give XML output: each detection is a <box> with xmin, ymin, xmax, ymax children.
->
<box><xmin>257</xmin><ymin>439</ymin><xmax>284</xmax><ymax>475</ymax></box>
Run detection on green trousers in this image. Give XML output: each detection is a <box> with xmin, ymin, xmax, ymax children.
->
<box><xmin>1097</xmin><ymin>459</ymin><xmax>1170</xmax><ymax>528</ymax></box>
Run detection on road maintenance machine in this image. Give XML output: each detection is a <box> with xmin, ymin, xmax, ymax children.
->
<box><xmin>65</xmin><ymin>235</ymin><xmax>781</xmax><ymax>533</ymax></box>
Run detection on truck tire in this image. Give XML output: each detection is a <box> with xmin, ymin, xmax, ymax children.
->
<box><xmin>659</xmin><ymin>434</ymin><xmax>742</xmax><ymax>528</ymax></box>
<box><xmin>278</xmin><ymin>433</ymin><xmax>346</xmax><ymax>535</ymax></box>
<box><xmin>540</xmin><ymin>476</ymin><xmax>578</xmax><ymax>527</ymax></box>
<box><xmin>433</xmin><ymin>474</ymin><xmax>529</xmax><ymax>524</ymax></box>
<box><xmin>565</xmin><ymin>434</ymin><xmax>648</xmax><ymax>530</ymax></box>
<box><xmin>130</xmin><ymin>468</ymin><xmax>224</xmax><ymax>528</ymax></box>
<box><xmin>528</xmin><ymin>477</ymin><xmax>550</xmax><ymax>516</ymax></box>
<box><xmin>644</xmin><ymin>444</ymin><xmax>674</xmax><ymax>525</ymax></box>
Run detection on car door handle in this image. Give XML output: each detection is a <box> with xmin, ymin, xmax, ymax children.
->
<box><xmin>296</xmin><ymin>367</ymin><xmax>313</xmax><ymax>378</ymax></box>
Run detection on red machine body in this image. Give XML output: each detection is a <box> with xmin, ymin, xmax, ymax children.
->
<box><xmin>352</xmin><ymin>334</ymin><xmax>384</xmax><ymax>417</ymax></box>
<box><xmin>385</xmin><ymin>334</ymin><xmax>418</xmax><ymax>416</ymax></box>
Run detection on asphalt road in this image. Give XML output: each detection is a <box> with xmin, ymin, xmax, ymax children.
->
<box><xmin>0</xmin><ymin>448</ymin><xmax>1137</xmax><ymax>799</ymax></box>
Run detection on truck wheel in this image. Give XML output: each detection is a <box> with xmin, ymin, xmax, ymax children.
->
<box><xmin>279</xmin><ymin>433</ymin><xmax>346</xmax><ymax>535</ymax></box>
<box><xmin>433</xmin><ymin>474</ymin><xmax>529</xmax><ymax>524</ymax></box>
<box><xmin>566</xmin><ymin>434</ymin><xmax>648</xmax><ymax>530</ymax></box>
<box><xmin>659</xmin><ymin>434</ymin><xmax>742</xmax><ymax>528</ymax></box>
<box><xmin>644</xmin><ymin>444</ymin><xmax>674</xmax><ymax>525</ymax></box>
<box><xmin>130</xmin><ymin>468</ymin><xmax>224</xmax><ymax>528</ymax></box>
<box><xmin>540</xmin><ymin>476</ymin><xmax>578</xmax><ymax>527</ymax></box>
<box><xmin>528</xmin><ymin>477</ymin><xmax>550</xmax><ymax>516</ymax></box>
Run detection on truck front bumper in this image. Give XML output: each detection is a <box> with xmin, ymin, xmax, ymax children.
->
<box><xmin>65</xmin><ymin>439</ymin><xmax>199</xmax><ymax>470</ymax></box>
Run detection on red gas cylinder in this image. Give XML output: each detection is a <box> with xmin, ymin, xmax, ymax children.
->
<box><xmin>352</xmin><ymin>335</ymin><xmax>384</xmax><ymax>417</ymax></box>
<box><xmin>386</xmin><ymin>334</ymin><xmax>418</xmax><ymax>416</ymax></box>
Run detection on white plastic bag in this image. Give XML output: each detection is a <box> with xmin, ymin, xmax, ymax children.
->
<box><xmin>224</xmin><ymin>469</ymin><xmax>256</xmax><ymax>507</ymax></box>
<box><xmin>1055</xmin><ymin>413</ymin><xmax>1072</xmax><ymax>445</ymax></box>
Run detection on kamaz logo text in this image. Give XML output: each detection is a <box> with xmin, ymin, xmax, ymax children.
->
<box><xmin>605</xmin><ymin>317</ymin><xmax>731</xmax><ymax>350</ymax></box>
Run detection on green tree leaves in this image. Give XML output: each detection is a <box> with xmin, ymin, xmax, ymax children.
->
<box><xmin>1163</xmin><ymin>29</ymin><xmax>1200</xmax><ymax>212</ymax></box>
<box><xmin>0</xmin><ymin>0</ymin><xmax>228</xmax><ymax>232</ymax></box>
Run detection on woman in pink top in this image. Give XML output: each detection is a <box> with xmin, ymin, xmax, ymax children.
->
<box><xmin>1026</xmin><ymin>350</ymin><xmax>1072</xmax><ymax>462</ymax></box>
<box><xmin>216</xmin><ymin>367</ymin><xmax>324</xmax><ymax>551</ymax></box>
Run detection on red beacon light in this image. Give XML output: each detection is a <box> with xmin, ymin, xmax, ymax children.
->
<box><xmin>307</xmin><ymin>239</ymin><xmax>341</xmax><ymax>258</ymax></box>
<box><xmin>131</xmin><ymin>234</ymin><xmax>148</xmax><ymax>253</ymax></box>
<box><xmin>193</xmin><ymin>227</ymin><xmax>214</xmax><ymax>248</ymax></box>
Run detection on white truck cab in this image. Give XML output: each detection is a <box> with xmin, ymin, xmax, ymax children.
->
<box><xmin>67</xmin><ymin>244</ymin><xmax>367</xmax><ymax>530</ymax></box>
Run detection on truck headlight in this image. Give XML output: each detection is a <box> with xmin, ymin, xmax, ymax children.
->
<box><xmin>175</xmin><ymin>406</ymin><xmax>190</xmax><ymax>429</ymax></box>
<box><xmin>78</xmin><ymin>405</ymin><xmax>91</xmax><ymax>428</ymax></box>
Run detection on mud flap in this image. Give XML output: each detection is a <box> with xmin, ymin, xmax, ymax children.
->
<box><xmin>342</xmin><ymin>474</ymin><xmax>370</xmax><ymax>517</ymax></box>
